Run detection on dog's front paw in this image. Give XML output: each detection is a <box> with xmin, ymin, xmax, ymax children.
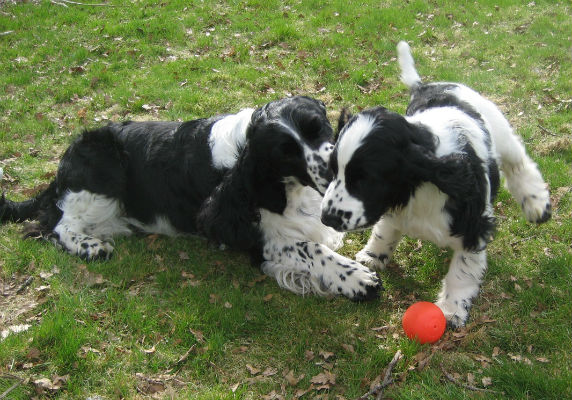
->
<box><xmin>325</xmin><ymin>260</ymin><xmax>383</xmax><ymax>302</ymax></box>
<box><xmin>356</xmin><ymin>249</ymin><xmax>389</xmax><ymax>271</ymax></box>
<box><xmin>77</xmin><ymin>238</ymin><xmax>114</xmax><ymax>261</ymax></box>
<box><xmin>521</xmin><ymin>193</ymin><xmax>551</xmax><ymax>224</ymax></box>
<box><xmin>434</xmin><ymin>298</ymin><xmax>471</xmax><ymax>329</ymax></box>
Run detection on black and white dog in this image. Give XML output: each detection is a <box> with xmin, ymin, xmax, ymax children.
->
<box><xmin>320</xmin><ymin>42</ymin><xmax>551</xmax><ymax>326</ymax></box>
<box><xmin>1</xmin><ymin>96</ymin><xmax>380</xmax><ymax>301</ymax></box>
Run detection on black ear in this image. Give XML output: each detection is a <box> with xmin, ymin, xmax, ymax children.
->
<box><xmin>196</xmin><ymin>145</ymin><xmax>263</xmax><ymax>252</ymax></box>
<box><xmin>336</xmin><ymin>108</ymin><xmax>353</xmax><ymax>140</ymax></box>
<box><xmin>407</xmin><ymin>143</ymin><xmax>494</xmax><ymax>250</ymax></box>
<box><xmin>407</xmin><ymin>143</ymin><xmax>478</xmax><ymax>199</ymax></box>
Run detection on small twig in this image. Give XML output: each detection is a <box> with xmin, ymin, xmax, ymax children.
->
<box><xmin>15</xmin><ymin>276</ymin><xmax>34</xmax><ymax>295</ymax></box>
<box><xmin>440</xmin><ymin>363</ymin><xmax>503</xmax><ymax>394</ymax></box>
<box><xmin>357</xmin><ymin>349</ymin><xmax>403</xmax><ymax>400</ymax></box>
<box><xmin>510</xmin><ymin>234</ymin><xmax>538</xmax><ymax>246</ymax></box>
<box><xmin>537</xmin><ymin>124</ymin><xmax>558</xmax><ymax>137</ymax></box>
<box><xmin>0</xmin><ymin>374</ymin><xmax>24</xmax><ymax>400</ymax></box>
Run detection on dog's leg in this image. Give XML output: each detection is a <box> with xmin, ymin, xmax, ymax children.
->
<box><xmin>52</xmin><ymin>190</ymin><xmax>131</xmax><ymax>260</ymax></box>
<box><xmin>434</xmin><ymin>250</ymin><xmax>487</xmax><ymax>328</ymax></box>
<box><xmin>355</xmin><ymin>217</ymin><xmax>401</xmax><ymax>271</ymax></box>
<box><xmin>261</xmin><ymin>240</ymin><xmax>382</xmax><ymax>301</ymax></box>
<box><xmin>485</xmin><ymin>107</ymin><xmax>551</xmax><ymax>223</ymax></box>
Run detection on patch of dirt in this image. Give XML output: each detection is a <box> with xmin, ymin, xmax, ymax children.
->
<box><xmin>0</xmin><ymin>274</ymin><xmax>46</xmax><ymax>339</ymax></box>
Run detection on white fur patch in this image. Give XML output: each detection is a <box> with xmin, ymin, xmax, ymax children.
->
<box><xmin>336</xmin><ymin>114</ymin><xmax>376</xmax><ymax>172</ymax></box>
<box><xmin>209</xmin><ymin>108</ymin><xmax>255</xmax><ymax>169</ymax></box>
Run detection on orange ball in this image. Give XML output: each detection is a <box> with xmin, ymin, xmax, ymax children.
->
<box><xmin>402</xmin><ymin>301</ymin><xmax>446</xmax><ymax>344</ymax></box>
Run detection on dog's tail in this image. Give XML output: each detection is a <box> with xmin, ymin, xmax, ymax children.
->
<box><xmin>397</xmin><ymin>41</ymin><xmax>422</xmax><ymax>89</ymax></box>
<box><xmin>0</xmin><ymin>180</ymin><xmax>58</xmax><ymax>224</ymax></box>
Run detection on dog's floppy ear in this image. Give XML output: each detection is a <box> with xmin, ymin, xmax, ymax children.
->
<box><xmin>196</xmin><ymin>144</ymin><xmax>263</xmax><ymax>252</ymax></box>
<box><xmin>407</xmin><ymin>143</ymin><xmax>480</xmax><ymax>199</ymax></box>
<box><xmin>407</xmin><ymin>142</ymin><xmax>494</xmax><ymax>249</ymax></box>
<box><xmin>335</xmin><ymin>108</ymin><xmax>353</xmax><ymax>140</ymax></box>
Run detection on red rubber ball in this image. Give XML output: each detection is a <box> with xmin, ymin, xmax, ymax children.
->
<box><xmin>402</xmin><ymin>301</ymin><xmax>446</xmax><ymax>344</ymax></box>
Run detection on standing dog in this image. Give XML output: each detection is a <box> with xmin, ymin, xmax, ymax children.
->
<box><xmin>1</xmin><ymin>96</ymin><xmax>380</xmax><ymax>301</ymax></box>
<box><xmin>321</xmin><ymin>42</ymin><xmax>551</xmax><ymax>326</ymax></box>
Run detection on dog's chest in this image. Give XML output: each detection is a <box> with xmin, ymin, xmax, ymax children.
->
<box><xmin>389</xmin><ymin>183</ymin><xmax>462</xmax><ymax>249</ymax></box>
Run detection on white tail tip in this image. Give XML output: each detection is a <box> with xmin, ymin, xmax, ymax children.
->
<box><xmin>397</xmin><ymin>41</ymin><xmax>421</xmax><ymax>88</ymax></box>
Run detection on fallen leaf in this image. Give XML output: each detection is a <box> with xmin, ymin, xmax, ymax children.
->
<box><xmin>209</xmin><ymin>293</ymin><xmax>220</xmax><ymax>304</ymax></box>
<box><xmin>26</xmin><ymin>347</ymin><xmax>41</xmax><ymax>361</ymax></box>
<box><xmin>536</xmin><ymin>357</ymin><xmax>550</xmax><ymax>363</ymax></box>
<box><xmin>263</xmin><ymin>293</ymin><xmax>274</xmax><ymax>302</ymax></box>
<box><xmin>246</xmin><ymin>364</ymin><xmax>261</xmax><ymax>375</ymax></box>
<box><xmin>224</xmin><ymin>302</ymin><xmax>233</xmax><ymax>309</ymax></box>
<box><xmin>341</xmin><ymin>344</ymin><xmax>355</xmax><ymax>353</ymax></box>
<box><xmin>190</xmin><ymin>328</ymin><xmax>205</xmax><ymax>343</ymax></box>
<box><xmin>492</xmin><ymin>347</ymin><xmax>501</xmax><ymax>357</ymax></box>
<box><xmin>482</xmin><ymin>376</ymin><xmax>493</xmax><ymax>386</ymax></box>
<box><xmin>179</xmin><ymin>251</ymin><xmax>190</xmax><ymax>260</ymax></box>
<box><xmin>310</xmin><ymin>370</ymin><xmax>336</xmax><ymax>386</ymax></box>
<box><xmin>319</xmin><ymin>350</ymin><xmax>335</xmax><ymax>361</ymax></box>
<box><xmin>230</xmin><ymin>382</ymin><xmax>240</xmax><ymax>392</ymax></box>
<box><xmin>467</xmin><ymin>372</ymin><xmax>475</xmax><ymax>385</ymax></box>
<box><xmin>304</xmin><ymin>350</ymin><xmax>315</xmax><ymax>361</ymax></box>
<box><xmin>181</xmin><ymin>271</ymin><xmax>195</xmax><ymax>279</ymax></box>
<box><xmin>262</xmin><ymin>367</ymin><xmax>278</xmax><ymax>377</ymax></box>
<box><xmin>284</xmin><ymin>370</ymin><xmax>305</xmax><ymax>386</ymax></box>
<box><xmin>142</xmin><ymin>345</ymin><xmax>156</xmax><ymax>354</ymax></box>
<box><xmin>232</xmin><ymin>345</ymin><xmax>248</xmax><ymax>354</ymax></box>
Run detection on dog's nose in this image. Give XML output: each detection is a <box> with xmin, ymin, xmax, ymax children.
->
<box><xmin>321</xmin><ymin>212</ymin><xmax>343</xmax><ymax>230</ymax></box>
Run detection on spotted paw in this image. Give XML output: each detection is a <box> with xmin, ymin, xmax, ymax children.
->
<box><xmin>324</xmin><ymin>260</ymin><xmax>383</xmax><ymax>302</ymax></box>
<box><xmin>77</xmin><ymin>238</ymin><xmax>114</xmax><ymax>261</ymax></box>
<box><xmin>521</xmin><ymin>193</ymin><xmax>551</xmax><ymax>224</ymax></box>
<box><xmin>434</xmin><ymin>298</ymin><xmax>471</xmax><ymax>329</ymax></box>
<box><xmin>355</xmin><ymin>249</ymin><xmax>389</xmax><ymax>271</ymax></box>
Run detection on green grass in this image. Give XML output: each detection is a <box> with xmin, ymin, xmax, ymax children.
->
<box><xmin>1</xmin><ymin>0</ymin><xmax>571</xmax><ymax>399</ymax></box>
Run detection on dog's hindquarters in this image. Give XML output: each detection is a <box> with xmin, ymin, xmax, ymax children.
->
<box><xmin>450</xmin><ymin>85</ymin><xmax>552</xmax><ymax>223</ymax></box>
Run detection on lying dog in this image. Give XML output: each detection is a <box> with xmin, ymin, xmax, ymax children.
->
<box><xmin>321</xmin><ymin>42</ymin><xmax>551</xmax><ymax>326</ymax></box>
<box><xmin>1</xmin><ymin>96</ymin><xmax>380</xmax><ymax>301</ymax></box>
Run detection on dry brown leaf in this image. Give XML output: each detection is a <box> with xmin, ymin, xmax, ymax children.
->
<box><xmin>263</xmin><ymin>293</ymin><xmax>274</xmax><ymax>302</ymax></box>
<box><xmin>209</xmin><ymin>293</ymin><xmax>220</xmax><ymax>304</ymax></box>
<box><xmin>304</xmin><ymin>350</ymin><xmax>315</xmax><ymax>361</ymax></box>
<box><xmin>232</xmin><ymin>345</ymin><xmax>248</xmax><ymax>354</ymax></box>
<box><xmin>467</xmin><ymin>372</ymin><xmax>475</xmax><ymax>385</ymax></box>
<box><xmin>190</xmin><ymin>328</ymin><xmax>205</xmax><ymax>343</ymax></box>
<box><xmin>310</xmin><ymin>370</ymin><xmax>336</xmax><ymax>386</ymax></box>
<box><xmin>181</xmin><ymin>271</ymin><xmax>195</xmax><ymax>279</ymax></box>
<box><xmin>319</xmin><ymin>350</ymin><xmax>334</xmax><ymax>360</ymax></box>
<box><xmin>492</xmin><ymin>347</ymin><xmax>501</xmax><ymax>357</ymax></box>
<box><xmin>179</xmin><ymin>251</ymin><xmax>190</xmax><ymax>260</ymax></box>
<box><xmin>536</xmin><ymin>357</ymin><xmax>550</xmax><ymax>363</ymax></box>
<box><xmin>142</xmin><ymin>345</ymin><xmax>156</xmax><ymax>354</ymax></box>
<box><xmin>246</xmin><ymin>364</ymin><xmax>261</xmax><ymax>375</ymax></box>
<box><xmin>262</xmin><ymin>367</ymin><xmax>278</xmax><ymax>377</ymax></box>
<box><xmin>482</xmin><ymin>376</ymin><xmax>493</xmax><ymax>387</ymax></box>
<box><xmin>284</xmin><ymin>370</ymin><xmax>305</xmax><ymax>386</ymax></box>
<box><xmin>341</xmin><ymin>343</ymin><xmax>355</xmax><ymax>353</ymax></box>
<box><xmin>224</xmin><ymin>302</ymin><xmax>233</xmax><ymax>309</ymax></box>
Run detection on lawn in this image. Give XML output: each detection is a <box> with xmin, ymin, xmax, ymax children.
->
<box><xmin>1</xmin><ymin>0</ymin><xmax>571</xmax><ymax>399</ymax></box>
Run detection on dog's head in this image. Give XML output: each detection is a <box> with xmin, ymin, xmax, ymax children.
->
<box><xmin>197</xmin><ymin>96</ymin><xmax>335</xmax><ymax>254</ymax></box>
<box><xmin>247</xmin><ymin>96</ymin><xmax>335</xmax><ymax>197</ymax></box>
<box><xmin>321</xmin><ymin>107</ymin><xmax>442</xmax><ymax>231</ymax></box>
